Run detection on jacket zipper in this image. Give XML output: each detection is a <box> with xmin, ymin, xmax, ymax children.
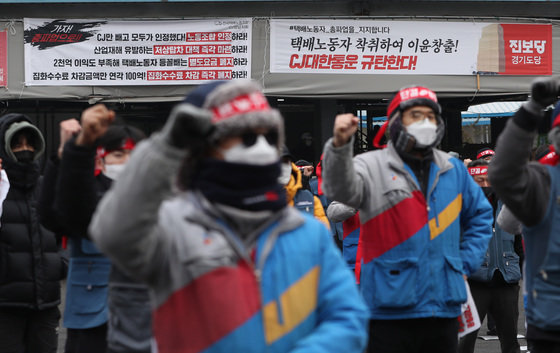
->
<box><xmin>427</xmin><ymin>169</ymin><xmax>443</xmax><ymax>228</ymax></box>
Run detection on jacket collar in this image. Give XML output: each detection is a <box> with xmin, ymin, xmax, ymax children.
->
<box><xmin>181</xmin><ymin>191</ymin><xmax>304</xmax><ymax>236</ymax></box>
<box><xmin>386</xmin><ymin>142</ymin><xmax>453</xmax><ymax>174</ymax></box>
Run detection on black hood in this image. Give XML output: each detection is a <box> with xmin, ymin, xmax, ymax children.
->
<box><xmin>0</xmin><ymin>113</ymin><xmax>34</xmax><ymax>157</ymax></box>
<box><xmin>0</xmin><ymin>113</ymin><xmax>41</xmax><ymax>189</ymax></box>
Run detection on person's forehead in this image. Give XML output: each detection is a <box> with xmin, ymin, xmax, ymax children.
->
<box><xmin>219</xmin><ymin>126</ymin><xmax>271</xmax><ymax>141</ymax></box>
<box><xmin>14</xmin><ymin>130</ymin><xmax>32</xmax><ymax>140</ymax></box>
<box><xmin>105</xmin><ymin>149</ymin><xmax>131</xmax><ymax>155</ymax></box>
<box><xmin>473</xmin><ymin>174</ymin><xmax>489</xmax><ymax>182</ymax></box>
<box><xmin>404</xmin><ymin>105</ymin><xmax>435</xmax><ymax>113</ymax></box>
<box><xmin>15</xmin><ymin>134</ymin><xmax>28</xmax><ymax>141</ymax></box>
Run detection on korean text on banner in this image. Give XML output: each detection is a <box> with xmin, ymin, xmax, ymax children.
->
<box><xmin>23</xmin><ymin>18</ymin><xmax>252</xmax><ymax>86</ymax></box>
<box><xmin>457</xmin><ymin>281</ymin><xmax>481</xmax><ymax>338</ymax></box>
<box><xmin>269</xmin><ymin>19</ymin><xmax>552</xmax><ymax>76</ymax></box>
<box><xmin>0</xmin><ymin>31</ymin><xmax>7</xmax><ymax>87</ymax></box>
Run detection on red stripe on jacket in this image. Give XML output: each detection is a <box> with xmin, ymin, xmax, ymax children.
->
<box><xmin>355</xmin><ymin>234</ymin><xmax>363</xmax><ymax>284</ymax></box>
<box><xmin>153</xmin><ymin>261</ymin><xmax>261</xmax><ymax>353</ymax></box>
<box><xmin>360</xmin><ymin>190</ymin><xmax>427</xmax><ymax>263</ymax></box>
<box><xmin>342</xmin><ymin>213</ymin><xmax>360</xmax><ymax>239</ymax></box>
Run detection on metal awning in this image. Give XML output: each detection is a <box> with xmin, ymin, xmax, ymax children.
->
<box><xmin>460</xmin><ymin>101</ymin><xmax>524</xmax><ymax>125</ymax></box>
<box><xmin>462</xmin><ymin>101</ymin><xmax>523</xmax><ymax>117</ymax></box>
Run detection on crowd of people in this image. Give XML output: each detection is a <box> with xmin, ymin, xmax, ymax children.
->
<box><xmin>0</xmin><ymin>77</ymin><xmax>559</xmax><ymax>353</ymax></box>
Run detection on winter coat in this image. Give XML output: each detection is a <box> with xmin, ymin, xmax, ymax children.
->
<box><xmin>0</xmin><ymin>113</ymin><xmax>63</xmax><ymax>310</ymax></box>
<box><xmin>489</xmin><ymin>108</ymin><xmax>560</xmax><ymax>336</ymax></box>
<box><xmin>327</xmin><ymin>201</ymin><xmax>360</xmax><ymax>270</ymax></box>
<box><xmin>42</xmin><ymin>139</ymin><xmax>152</xmax><ymax>351</ymax></box>
<box><xmin>469</xmin><ymin>201</ymin><xmax>521</xmax><ymax>284</ymax></box>
<box><xmin>522</xmin><ymin>164</ymin><xmax>560</xmax><ymax>331</ymax></box>
<box><xmin>322</xmin><ymin>138</ymin><xmax>493</xmax><ymax>319</ymax></box>
<box><xmin>285</xmin><ymin>163</ymin><xmax>330</xmax><ymax>228</ymax></box>
<box><xmin>40</xmin><ymin>148</ymin><xmax>111</xmax><ymax>329</ymax></box>
<box><xmin>89</xmin><ymin>133</ymin><xmax>369</xmax><ymax>353</ymax></box>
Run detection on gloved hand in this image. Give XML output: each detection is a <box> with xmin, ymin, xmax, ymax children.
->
<box><xmin>524</xmin><ymin>76</ymin><xmax>560</xmax><ymax>115</ymax></box>
<box><xmin>516</xmin><ymin>76</ymin><xmax>560</xmax><ymax>131</ymax></box>
<box><xmin>160</xmin><ymin>103</ymin><xmax>214</xmax><ymax>149</ymax></box>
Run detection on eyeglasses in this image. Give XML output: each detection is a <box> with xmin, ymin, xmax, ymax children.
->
<box><xmin>241</xmin><ymin>129</ymin><xmax>279</xmax><ymax>147</ymax></box>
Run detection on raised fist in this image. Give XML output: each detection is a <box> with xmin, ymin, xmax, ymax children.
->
<box><xmin>530</xmin><ymin>76</ymin><xmax>560</xmax><ymax>108</ymax></box>
<box><xmin>76</xmin><ymin>104</ymin><xmax>115</xmax><ymax>146</ymax></box>
<box><xmin>161</xmin><ymin>103</ymin><xmax>213</xmax><ymax>149</ymax></box>
<box><xmin>58</xmin><ymin>119</ymin><xmax>81</xmax><ymax>158</ymax></box>
<box><xmin>333</xmin><ymin>113</ymin><xmax>359</xmax><ymax>147</ymax></box>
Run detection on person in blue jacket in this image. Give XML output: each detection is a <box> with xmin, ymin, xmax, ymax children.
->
<box><xmin>326</xmin><ymin>201</ymin><xmax>360</xmax><ymax>274</ymax></box>
<box><xmin>489</xmin><ymin>76</ymin><xmax>560</xmax><ymax>353</ymax></box>
<box><xmin>458</xmin><ymin>159</ymin><xmax>521</xmax><ymax>353</ymax></box>
<box><xmin>40</xmin><ymin>111</ymin><xmax>149</xmax><ymax>353</ymax></box>
<box><xmin>88</xmin><ymin>79</ymin><xmax>369</xmax><ymax>353</ymax></box>
<box><xmin>322</xmin><ymin>85</ymin><xmax>493</xmax><ymax>353</ymax></box>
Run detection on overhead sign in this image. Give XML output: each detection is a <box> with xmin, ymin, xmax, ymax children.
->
<box><xmin>0</xmin><ymin>31</ymin><xmax>6</xmax><ymax>87</ymax></box>
<box><xmin>270</xmin><ymin>19</ymin><xmax>552</xmax><ymax>75</ymax></box>
<box><xmin>24</xmin><ymin>18</ymin><xmax>252</xmax><ymax>86</ymax></box>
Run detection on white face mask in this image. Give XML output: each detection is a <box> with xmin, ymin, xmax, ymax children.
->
<box><xmin>103</xmin><ymin>163</ymin><xmax>126</xmax><ymax>181</ymax></box>
<box><xmin>223</xmin><ymin>135</ymin><xmax>279</xmax><ymax>165</ymax></box>
<box><xmin>406</xmin><ymin>119</ymin><xmax>437</xmax><ymax>147</ymax></box>
<box><xmin>278</xmin><ymin>162</ymin><xmax>292</xmax><ymax>185</ymax></box>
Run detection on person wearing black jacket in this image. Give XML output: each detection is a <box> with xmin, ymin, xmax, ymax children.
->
<box><xmin>0</xmin><ymin>113</ymin><xmax>65</xmax><ymax>353</ymax></box>
<box><xmin>39</xmin><ymin>106</ymin><xmax>149</xmax><ymax>353</ymax></box>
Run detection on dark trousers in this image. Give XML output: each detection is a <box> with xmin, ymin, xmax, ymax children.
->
<box><xmin>529</xmin><ymin>340</ymin><xmax>560</xmax><ymax>353</ymax></box>
<box><xmin>0</xmin><ymin>306</ymin><xmax>60</xmax><ymax>353</ymax></box>
<box><xmin>487</xmin><ymin>313</ymin><xmax>496</xmax><ymax>333</ymax></box>
<box><xmin>65</xmin><ymin>323</ymin><xmax>107</xmax><ymax>353</ymax></box>
<box><xmin>458</xmin><ymin>281</ymin><xmax>520</xmax><ymax>353</ymax></box>
<box><xmin>367</xmin><ymin>318</ymin><xmax>459</xmax><ymax>353</ymax></box>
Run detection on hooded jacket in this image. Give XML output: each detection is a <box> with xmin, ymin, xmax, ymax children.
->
<box><xmin>285</xmin><ymin>162</ymin><xmax>330</xmax><ymax>228</ymax></box>
<box><xmin>0</xmin><ymin>113</ymin><xmax>63</xmax><ymax>309</ymax></box>
<box><xmin>89</xmin><ymin>132</ymin><xmax>369</xmax><ymax>353</ymax></box>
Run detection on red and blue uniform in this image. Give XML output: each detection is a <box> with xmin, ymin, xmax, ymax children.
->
<box><xmin>323</xmin><ymin>139</ymin><xmax>493</xmax><ymax>319</ymax></box>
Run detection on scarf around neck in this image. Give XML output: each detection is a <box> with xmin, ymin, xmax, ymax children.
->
<box><xmin>192</xmin><ymin>158</ymin><xmax>286</xmax><ymax>211</ymax></box>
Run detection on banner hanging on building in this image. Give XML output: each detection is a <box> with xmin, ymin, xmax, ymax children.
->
<box><xmin>0</xmin><ymin>31</ymin><xmax>7</xmax><ymax>87</ymax></box>
<box><xmin>24</xmin><ymin>18</ymin><xmax>252</xmax><ymax>86</ymax></box>
<box><xmin>270</xmin><ymin>19</ymin><xmax>552</xmax><ymax>75</ymax></box>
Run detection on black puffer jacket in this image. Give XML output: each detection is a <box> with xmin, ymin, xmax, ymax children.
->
<box><xmin>0</xmin><ymin>113</ymin><xmax>63</xmax><ymax>309</ymax></box>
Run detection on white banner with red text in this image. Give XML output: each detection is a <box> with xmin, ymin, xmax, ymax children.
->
<box><xmin>24</xmin><ymin>18</ymin><xmax>252</xmax><ymax>86</ymax></box>
<box><xmin>458</xmin><ymin>281</ymin><xmax>481</xmax><ymax>338</ymax></box>
<box><xmin>270</xmin><ymin>19</ymin><xmax>552</xmax><ymax>76</ymax></box>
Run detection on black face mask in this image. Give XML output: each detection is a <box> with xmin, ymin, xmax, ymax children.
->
<box><xmin>481</xmin><ymin>186</ymin><xmax>494</xmax><ymax>198</ymax></box>
<box><xmin>13</xmin><ymin>150</ymin><xmax>34</xmax><ymax>163</ymax></box>
<box><xmin>482</xmin><ymin>186</ymin><xmax>497</xmax><ymax>210</ymax></box>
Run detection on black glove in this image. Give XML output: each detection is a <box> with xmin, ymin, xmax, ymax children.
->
<box><xmin>531</xmin><ymin>76</ymin><xmax>560</xmax><ymax>107</ymax></box>
<box><xmin>161</xmin><ymin>103</ymin><xmax>214</xmax><ymax>149</ymax></box>
<box><xmin>516</xmin><ymin>77</ymin><xmax>560</xmax><ymax>131</ymax></box>
<box><xmin>524</xmin><ymin>77</ymin><xmax>560</xmax><ymax>115</ymax></box>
